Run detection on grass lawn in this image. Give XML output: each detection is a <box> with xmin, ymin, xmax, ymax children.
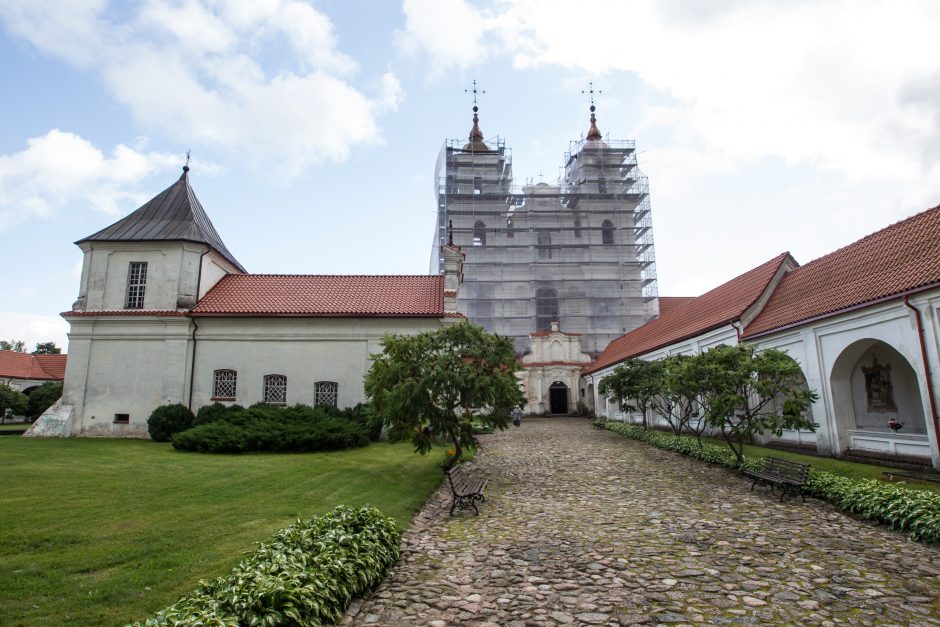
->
<box><xmin>0</xmin><ymin>423</ymin><xmax>29</xmax><ymax>431</ymax></box>
<box><xmin>699</xmin><ymin>435</ymin><xmax>940</xmax><ymax>494</ymax></box>
<box><xmin>0</xmin><ymin>438</ymin><xmax>444</xmax><ymax>626</ymax></box>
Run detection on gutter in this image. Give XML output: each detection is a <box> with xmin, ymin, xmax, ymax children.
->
<box><xmin>903</xmin><ymin>296</ymin><xmax>940</xmax><ymax>459</ymax></box>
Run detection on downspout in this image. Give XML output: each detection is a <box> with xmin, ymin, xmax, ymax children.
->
<box><xmin>903</xmin><ymin>296</ymin><xmax>940</xmax><ymax>457</ymax></box>
<box><xmin>187</xmin><ymin>247</ymin><xmax>210</xmax><ymax>411</ymax></box>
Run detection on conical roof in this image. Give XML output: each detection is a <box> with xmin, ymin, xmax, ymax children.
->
<box><xmin>77</xmin><ymin>168</ymin><xmax>246</xmax><ymax>272</ymax></box>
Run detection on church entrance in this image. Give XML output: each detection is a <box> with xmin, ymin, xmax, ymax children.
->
<box><xmin>549</xmin><ymin>381</ymin><xmax>569</xmax><ymax>415</ymax></box>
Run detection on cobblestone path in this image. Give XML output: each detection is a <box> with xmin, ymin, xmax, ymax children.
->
<box><xmin>345</xmin><ymin>418</ymin><xmax>940</xmax><ymax>626</ymax></box>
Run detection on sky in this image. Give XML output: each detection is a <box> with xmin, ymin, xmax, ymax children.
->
<box><xmin>2</xmin><ymin>0</ymin><xmax>940</xmax><ymax>352</ymax></box>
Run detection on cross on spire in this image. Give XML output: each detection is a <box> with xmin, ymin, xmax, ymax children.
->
<box><xmin>465</xmin><ymin>79</ymin><xmax>485</xmax><ymax>112</ymax></box>
<box><xmin>582</xmin><ymin>82</ymin><xmax>602</xmax><ymax>111</ymax></box>
<box><xmin>183</xmin><ymin>149</ymin><xmax>191</xmax><ymax>173</ymax></box>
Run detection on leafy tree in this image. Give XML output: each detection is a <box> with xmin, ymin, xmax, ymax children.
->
<box><xmin>364</xmin><ymin>322</ymin><xmax>523</xmax><ymax>466</ymax></box>
<box><xmin>650</xmin><ymin>354</ymin><xmax>703</xmax><ymax>436</ymax></box>
<box><xmin>32</xmin><ymin>342</ymin><xmax>62</xmax><ymax>355</ymax></box>
<box><xmin>0</xmin><ymin>384</ymin><xmax>28</xmax><ymax>423</ymax></box>
<box><xmin>698</xmin><ymin>344</ymin><xmax>818</xmax><ymax>464</ymax></box>
<box><xmin>26</xmin><ymin>382</ymin><xmax>63</xmax><ymax>420</ymax></box>
<box><xmin>598</xmin><ymin>358</ymin><xmax>664</xmax><ymax>428</ymax></box>
<box><xmin>0</xmin><ymin>340</ymin><xmax>26</xmax><ymax>352</ymax></box>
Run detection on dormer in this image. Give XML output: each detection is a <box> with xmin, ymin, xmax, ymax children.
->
<box><xmin>71</xmin><ymin>167</ymin><xmax>245</xmax><ymax>313</ymax></box>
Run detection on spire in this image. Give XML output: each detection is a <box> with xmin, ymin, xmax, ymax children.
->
<box><xmin>463</xmin><ymin>80</ymin><xmax>490</xmax><ymax>152</ymax></box>
<box><xmin>586</xmin><ymin>105</ymin><xmax>602</xmax><ymax>141</ymax></box>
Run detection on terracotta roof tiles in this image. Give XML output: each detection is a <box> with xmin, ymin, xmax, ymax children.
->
<box><xmin>586</xmin><ymin>253</ymin><xmax>792</xmax><ymax>374</ymax></box>
<box><xmin>744</xmin><ymin>204</ymin><xmax>940</xmax><ymax>337</ymax></box>
<box><xmin>0</xmin><ymin>350</ymin><xmax>67</xmax><ymax>381</ymax></box>
<box><xmin>191</xmin><ymin>274</ymin><xmax>446</xmax><ymax>317</ymax></box>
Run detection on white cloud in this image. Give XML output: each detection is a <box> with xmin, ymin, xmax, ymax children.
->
<box><xmin>0</xmin><ymin>130</ymin><xmax>179</xmax><ymax>230</ymax></box>
<box><xmin>397</xmin><ymin>0</ymin><xmax>493</xmax><ymax>74</ymax></box>
<box><xmin>0</xmin><ymin>0</ymin><xmax>399</xmax><ymax>175</ymax></box>
<box><xmin>0</xmin><ymin>311</ymin><xmax>70</xmax><ymax>352</ymax></box>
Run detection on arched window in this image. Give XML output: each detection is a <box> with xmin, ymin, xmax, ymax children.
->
<box><xmin>314</xmin><ymin>381</ymin><xmax>338</xmax><ymax>407</ymax></box>
<box><xmin>537</xmin><ymin>230</ymin><xmax>552</xmax><ymax>259</ymax></box>
<box><xmin>602</xmin><ymin>219</ymin><xmax>615</xmax><ymax>245</ymax></box>
<box><xmin>213</xmin><ymin>369</ymin><xmax>237</xmax><ymax>400</ymax></box>
<box><xmin>263</xmin><ymin>374</ymin><xmax>287</xmax><ymax>404</ymax></box>
<box><xmin>505</xmin><ymin>216</ymin><xmax>514</xmax><ymax>238</ymax></box>
<box><xmin>574</xmin><ymin>216</ymin><xmax>582</xmax><ymax>238</ymax></box>
<box><xmin>536</xmin><ymin>287</ymin><xmax>559</xmax><ymax>329</ymax></box>
<box><xmin>598</xmin><ymin>177</ymin><xmax>607</xmax><ymax>194</ymax></box>
<box><xmin>473</xmin><ymin>220</ymin><xmax>486</xmax><ymax>246</ymax></box>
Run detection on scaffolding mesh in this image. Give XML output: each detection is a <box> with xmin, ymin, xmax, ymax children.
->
<box><xmin>430</xmin><ymin>133</ymin><xmax>659</xmax><ymax>357</ymax></box>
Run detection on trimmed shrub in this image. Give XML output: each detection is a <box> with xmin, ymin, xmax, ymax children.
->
<box><xmin>605</xmin><ymin>421</ymin><xmax>940</xmax><ymax>544</ymax></box>
<box><xmin>172</xmin><ymin>403</ymin><xmax>369</xmax><ymax>453</ymax></box>
<box><xmin>147</xmin><ymin>404</ymin><xmax>195</xmax><ymax>442</ymax></box>
<box><xmin>136</xmin><ymin>505</ymin><xmax>401</xmax><ymax>626</ymax></box>
<box><xmin>193</xmin><ymin>402</ymin><xmax>241</xmax><ymax>426</ymax></box>
<box><xmin>342</xmin><ymin>403</ymin><xmax>384</xmax><ymax>442</ymax></box>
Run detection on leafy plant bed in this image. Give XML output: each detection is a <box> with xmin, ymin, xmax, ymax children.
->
<box><xmin>137</xmin><ymin>506</ymin><xmax>400</xmax><ymax>626</ymax></box>
<box><xmin>605</xmin><ymin>422</ymin><xmax>940</xmax><ymax>544</ymax></box>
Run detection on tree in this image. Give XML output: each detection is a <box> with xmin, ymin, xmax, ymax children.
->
<box><xmin>598</xmin><ymin>359</ymin><xmax>664</xmax><ymax>428</ymax></box>
<box><xmin>0</xmin><ymin>384</ymin><xmax>28</xmax><ymax>423</ymax></box>
<box><xmin>32</xmin><ymin>342</ymin><xmax>62</xmax><ymax>355</ymax></box>
<box><xmin>364</xmin><ymin>322</ymin><xmax>524</xmax><ymax>466</ymax></box>
<box><xmin>650</xmin><ymin>354</ymin><xmax>702</xmax><ymax>436</ymax></box>
<box><xmin>0</xmin><ymin>340</ymin><xmax>26</xmax><ymax>352</ymax></box>
<box><xmin>699</xmin><ymin>344</ymin><xmax>818</xmax><ymax>464</ymax></box>
<box><xmin>27</xmin><ymin>382</ymin><xmax>63</xmax><ymax>420</ymax></box>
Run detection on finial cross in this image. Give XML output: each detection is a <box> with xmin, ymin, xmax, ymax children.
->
<box><xmin>582</xmin><ymin>82</ymin><xmax>602</xmax><ymax>108</ymax></box>
<box><xmin>465</xmin><ymin>79</ymin><xmax>485</xmax><ymax>110</ymax></box>
<box><xmin>184</xmin><ymin>149</ymin><xmax>191</xmax><ymax>168</ymax></box>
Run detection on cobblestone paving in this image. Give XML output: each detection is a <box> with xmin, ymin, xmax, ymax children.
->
<box><xmin>345</xmin><ymin>418</ymin><xmax>940</xmax><ymax>626</ymax></box>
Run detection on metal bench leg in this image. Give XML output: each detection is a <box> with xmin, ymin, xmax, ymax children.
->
<box><xmin>750</xmin><ymin>478</ymin><xmax>758</xmax><ymax>491</ymax></box>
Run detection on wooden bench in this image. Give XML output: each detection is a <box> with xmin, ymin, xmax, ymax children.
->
<box><xmin>743</xmin><ymin>456</ymin><xmax>810</xmax><ymax>503</ymax></box>
<box><xmin>446</xmin><ymin>465</ymin><xmax>487</xmax><ymax>516</ymax></box>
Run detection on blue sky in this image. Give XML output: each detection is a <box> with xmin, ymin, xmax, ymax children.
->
<box><xmin>2</xmin><ymin>0</ymin><xmax>939</xmax><ymax>351</ymax></box>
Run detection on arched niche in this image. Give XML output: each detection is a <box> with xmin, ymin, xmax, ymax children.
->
<box><xmin>829</xmin><ymin>339</ymin><xmax>926</xmax><ymax>450</ymax></box>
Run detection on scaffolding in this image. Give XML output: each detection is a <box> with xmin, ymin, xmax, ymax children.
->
<box><xmin>430</xmin><ymin>128</ymin><xmax>659</xmax><ymax>358</ymax></box>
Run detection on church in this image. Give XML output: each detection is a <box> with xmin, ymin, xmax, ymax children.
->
<box><xmin>26</xmin><ymin>102</ymin><xmax>940</xmax><ymax>471</ymax></box>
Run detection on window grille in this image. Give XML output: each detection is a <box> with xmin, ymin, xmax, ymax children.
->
<box><xmin>314</xmin><ymin>381</ymin><xmax>338</xmax><ymax>407</ymax></box>
<box><xmin>602</xmin><ymin>220</ymin><xmax>615</xmax><ymax>245</ymax></box>
<box><xmin>473</xmin><ymin>220</ymin><xmax>486</xmax><ymax>246</ymax></box>
<box><xmin>126</xmin><ymin>262</ymin><xmax>148</xmax><ymax>308</ymax></box>
<box><xmin>213</xmin><ymin>369</ymin><xmax>237</xmax><ymax>399</ymax></box>
<box><xmin>263</xmin><ymin>374</ymin><xmax>287</xmax><ymax>404</ymax></box>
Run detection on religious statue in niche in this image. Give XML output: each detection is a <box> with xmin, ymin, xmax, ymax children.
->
<box><xmin>862</xmin><ymin>354</ymin><xmax>897</xmax><ymax>412</ymax></box>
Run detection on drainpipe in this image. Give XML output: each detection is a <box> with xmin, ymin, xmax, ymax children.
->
<box><xmin>732</xmin><ymin>320</ymin><xmax>743</xmax><ymax>344</ymax></box>
<box><xmin>187</xmin><ymin>247</ymin><xmax>210</xmax><ymax>411</ymax></box>
<box><xmin>903</xmin><ymin>296</ymin><xmax>940</xmax><ymax>458</ymax></box>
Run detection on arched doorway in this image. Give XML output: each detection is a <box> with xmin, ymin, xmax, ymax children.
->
<box><xmin>549</xmin><ymin>381</ymin><xmax>569</xmax><ymax>415</ymax></box>
<box><xmin>829</xmin><ymin>339</ymin><xmax>927</xmax><ymax>455</ymax></box>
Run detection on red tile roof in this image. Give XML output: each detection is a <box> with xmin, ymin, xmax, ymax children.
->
<box><xmin>62</xmin><ymin>310</ymin><xmax>187</xmax><ymax>317</ymax></box>
<box><xmin>586</xmin><ymin>253</ymin><xmax>793</xmax><ymax>374</ymax></box>
<box><xmin>191</xmin><ymin>275</ymin><xmax>446</xmax><ymax>317</ymax></box>
<box><xmin>0</xmin><ymin>350</ymin><xmax>67</xmax><ymax>381</ymax></box>
<box><xmin>744</xmin><ymin>204</ymin><xmax>940</xmax><ymax>337</ymax></box>
<box><xmin>658</xmin><ymin>296</ymin><xmax>696</xmax><ymax>315</ymax></box>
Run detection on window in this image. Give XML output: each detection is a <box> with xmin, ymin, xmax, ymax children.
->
<box><xmin>537</xmin><ymin>230</ymin><xmax>552</xmax><ymax>259</ymax></box>
<box><xmin>574</xmin><ymin>216</ymin><xmax>582</xmax><ymax>238</ymax></box>
<box><xmin>506</xmin><ymin>216</ymin><xmax>514</xmax><ymax>238</ymax></box>
<box><xmin>314</xmin><ymin>381</ymin><xmax>338</xmax><ymax>407</ymax></box>
<box><xmin>114</xmin><ymin>413</ymin><xmax>129</xmax><ymax>424</ymax></box>
<box><xmin>598</xmin><ymin>177</ymin><xmax>607</xmax><ymax>194</ymax></box>
<box><xmin>126</xmin><ymin>262</ymin><xmax>148</xmax><ymax>309</ymax></box>
<box><xmin>536</xmin><ymin>287</ymin><xmax>559</xmax><ymax>329</ymax></box>
<box><xmin>263</xmin><ymin>374</ymin><xmax>287</xmax><ymax>404</ymax></box>
<box><xmin>473</xmin><ymin>176</ymin><xmax>483</xmax><ymax>195</ymax></box>
<box><xmin>602</xmin><ymin>220</ymin><xmax>615</xmax><ymax>245</ymax></box>
<box><xmin>213</xmin><ymin>369</ymin><xmax>237</xmax><ymax>400</ymax></box>
<box><xmin>473</xmin><ymin>220</ymin><xmax>486</xmax><ymax>246</ymax></box>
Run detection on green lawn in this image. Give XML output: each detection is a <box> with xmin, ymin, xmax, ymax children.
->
<box><xmin>0</xmin><ymin>438</ymin><xmax>443</xmax><ymax>626</ymax></box>
<box><xmin>0</xmin><ymin>423</ymin><xmax>29</xmax><ymax>431</ymax></box>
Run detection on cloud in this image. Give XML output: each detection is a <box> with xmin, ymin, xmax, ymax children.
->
<box><xmin>397</xmin><ymin>0</ymin><xmax>493</xmax><ymax>74</ymax></box>
<box><xmin>0</xmin><ymin>130</ymin><xmax>179</xmax><ymax>230</ymax></box>
<box><xmin>0</xmin><ymin>311</ymin><xmax>70</xmax><ymax>352</ymax></box>
<box><xmin>0</xmin><ymin>0</ymin><xmax>401</xmax><ymax>175</ymax></box>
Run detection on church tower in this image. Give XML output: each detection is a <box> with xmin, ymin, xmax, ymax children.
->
<box><xmin>430</xmin><ymin>98</ymin><xmax>659</xmax><ymax>358</ymax></box>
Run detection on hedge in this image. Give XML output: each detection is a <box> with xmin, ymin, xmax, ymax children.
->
<box><xmin>172</xmin><ymin>404</ymin><xmax>370</xmax><ymax>453</ymax></box>
<box><xmin>135</xmin><ymin>505</ymin><xmax>401</xmax><ymax>626</ymax></box>
<box><xmin>147</xmin><ymin>404</ymin><xmax>195</xmax><ymax>442</ymax></box>
<box><xmin>604</xmin><ymin>421</ymin><xmax>940</xmax><ymax>544</ymax></box>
